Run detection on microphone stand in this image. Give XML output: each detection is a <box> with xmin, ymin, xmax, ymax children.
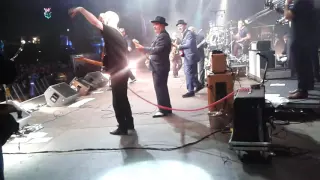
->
<box><xmin>257</xmin><ymin>53</ymin><xmax>269</xmax><ymax>93</ymax></box>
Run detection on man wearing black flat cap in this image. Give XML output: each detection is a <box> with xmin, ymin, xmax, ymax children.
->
<box><xmin>173</xmin><ymin>20</ymin><xmax>202</xmax><ymax>98</ymax></box>
<box><xmin>135</xmin><ymin>16</ymin><xmax>172</xmax><ymax>118</ymax></box>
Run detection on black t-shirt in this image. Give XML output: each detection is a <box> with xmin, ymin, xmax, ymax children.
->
<box><xmin>101</xmin><ymin>25</ymin><xmax>128</xmax><ymax>75</ymax></box>
<box><xmin>291</xmin><ymin>0</ymin><xmax>316</xmax><ymax>44</ymax></box>
<box><xmin>239</xmin><ymin>27</ymin><xmax>249</xmax><ymax>39</ymax></box>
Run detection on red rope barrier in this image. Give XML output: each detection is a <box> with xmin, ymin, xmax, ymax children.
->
<box><xmin>128</xmin><ymin>87</ymin><xmax>251</xmax><ymax>112</ymax></box>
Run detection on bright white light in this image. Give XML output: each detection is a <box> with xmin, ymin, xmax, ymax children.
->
<box><xmin>98</xmin><ymin>160</ymin><xmax>212</xmax><ymax>180</ymax></box>
<box><xmin>101</xmin><ymin>73</ymin><xmax>110</xmax><ymax>79</ymax></box>
<box><xmin>128</xmin><ymin>61</ymin><xmax>136</xmax><ymax>69</ymax></box>
<box><xmin>216</xmin><ymin>0</ymin><xmax>228</xmax><ymax>26</ymax></box>
<box><xmin>67</xmin><ymin>29</ymin><xmax>70</xmax><ymax>32</ymax></box>
<box><xmin>21</xmin><ymin>40</ymin><xmax>26</xmax><ymax>44</ymax></box>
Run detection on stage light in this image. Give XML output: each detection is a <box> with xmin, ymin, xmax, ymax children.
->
<box><xmin>128</xmin><ymin>61</ymin><xmax>137</xmax><ymax>69</ymax></box>
<box><xmin>44</xmin><ymin>8</ymin><xmax>52</xmax><ymax>19</ymax></box>
<box><xmin>21</xmin><ymin>40</ymin><xmax>26</xmax><ymax>44</ymax></box>
<box><xmin>98</xmin><ymin>160</ymin><xmax>211</xmax><ymax>180</ymax></box>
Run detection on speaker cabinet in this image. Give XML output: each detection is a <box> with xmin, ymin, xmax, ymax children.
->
<box><xmin>70</xmin><ymin>77</ymin><xmax>92</xmax><ymax>96</ymax></box>
<box><xmin>84</xmin><ymin>71</ymin><xmax>108</xmax><ymax>89</ymax></box>
<box><xmin>207</xmin><ymin>72</ymin><xmax>234</xmax><ymax>112</ymax></box>
<box><xmin>44</xmin><ymin>82</ymin><xmax>78</xmax><ymax>107</ymax></box>
<box><xmin>231</xmin><ymin>88</ymin><xmax>270</xmax><ymax>143</ymax></box>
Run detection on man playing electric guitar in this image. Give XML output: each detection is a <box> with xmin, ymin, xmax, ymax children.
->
<box><xmin>173</xmin><ymin>20</ymin><xmax>203</xmax><ymax>98</ymax></box>
<box><xmin>70</xmin><ymin>8</ymin><xmax>134</xmax><ymax>135</ymax></box>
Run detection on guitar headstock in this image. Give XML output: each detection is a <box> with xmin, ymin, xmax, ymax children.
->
<box><xmin>132</xmin><ymin>39</ymin><xmax>140</xmax><ymax>44</ymax></box>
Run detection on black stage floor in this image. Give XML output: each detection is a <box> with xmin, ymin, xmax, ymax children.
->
<box><xmin>264</xmin><ymin>79</ymin><xmax>320</xmax><ymax>109</ymax></box>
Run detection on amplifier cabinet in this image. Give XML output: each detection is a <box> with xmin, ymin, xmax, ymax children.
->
<box><xmin>207</xmin><ymin>72</ymin><xmax>234</xmax><ymax>112</ymax></box>
<box><xmin>231</xmin><ymin>88</ymin><xmax>270</xmax><ymax>144</ymax></box>
<box><xmin>211</xmin><ymin>53</ymin><xmax>227</xmax><ymax>73</ymax></box>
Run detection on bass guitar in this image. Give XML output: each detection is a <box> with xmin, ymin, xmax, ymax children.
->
<box><xmin>74</xmin><ymin>55</ymin><xmax>103</xmax><ymax>67</ymax></box>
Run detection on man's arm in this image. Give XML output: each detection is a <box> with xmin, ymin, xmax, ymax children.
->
<box><xmin>284</xmin><ymin>0</ymin><xmax>294</xmax><ymax>21</ymax></box>
<box><xmin>70</xmin><ymin>7</ymin><xmax>103</xmax><ymax>30</ymax></box>
<box><xmin>143</xmin><ymin>34</ymin><xmax>170</xmax><ymax>55</ymax></box>
<box><xmin>178</xmin><ymin>32</ymin><xmax>193</xmax><ymax>50</ymax></box>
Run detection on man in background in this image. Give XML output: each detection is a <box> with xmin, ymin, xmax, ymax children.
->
<box><xmin>174</xmin><ymin>20</ymin><xmax>202</xmax><ymax>98</ymax></box>
<box><xmin>189</xmin><ymin>26</ymin><xmax>206</xmax><ymax>88</ymax></box>
<box><xmin>170</xmin><ymin>32</ymin><xmax>182</xmax><ymax>78</ymax></box>
<box><xmin>119</xmin><ymin>28</ymin><xmax>137</xmax><ymax>83</ymax></box>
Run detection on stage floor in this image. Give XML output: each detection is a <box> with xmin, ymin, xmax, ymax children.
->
<box><xmin>265</xmin><ymin>79</ymin><xmax>320</xmax><ymax>109</ymax></box>
<box><xmin>3</xmin><ymin>70</ymin><xmax>320</xmax><ymax>180</ymax></box>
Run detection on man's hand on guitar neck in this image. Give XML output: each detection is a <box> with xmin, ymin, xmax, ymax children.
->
<box><xmin>132</xmin><ymin>39</ymin><xmax>145</xmax><ymax>52</ymax></box>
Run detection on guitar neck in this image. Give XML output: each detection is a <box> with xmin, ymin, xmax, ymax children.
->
<box><xmin>75</xmin><ymin>57</ymin><xmax>103</xmax><ymax>67</ymax></box>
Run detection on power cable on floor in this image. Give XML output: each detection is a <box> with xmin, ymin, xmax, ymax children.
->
<box><xmin>3</xmin><ymin>129</ymin><xmax>223</xmax><ymax>155</ymax></box>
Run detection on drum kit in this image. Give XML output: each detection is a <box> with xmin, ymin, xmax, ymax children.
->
<box><xmin>204</xmin><ymin>21</ymin><xmax>249</xmax><ymax>69</ymax></box>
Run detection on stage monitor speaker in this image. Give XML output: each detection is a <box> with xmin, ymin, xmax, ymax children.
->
<box><xmin>231</xmin><ymin>87</ymin><xmax>270</xmax><ymax>143</ymax></box>
<box><xmin>44</xmin><ymin>82</ymin><xmax>78</xmax><ymax>107</ymax></box>
<box><xmin>84</xmin><ymin>71</ymin><xmax>108</xmax><ymax>89</ymax></box>
<box><xmin>211</xmin><ymin>52</ymin><xmax>227</xmax><ymax>73</ymax></box>
<box><xmin>207</xmin><ymin>72</ymin><xmax>234</xmax><ymax>112</ymax></box>
<box><xmin>70</xmin><ymin>77</ymin><xmax>92</xmax><ymax>96</ymax></box>
<box><xmin>251</xmin><ymin>41</ymin><xmax>271</xmax><ymax>51</ymax></box>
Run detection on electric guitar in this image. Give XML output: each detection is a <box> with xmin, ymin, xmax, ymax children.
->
<box><xmin>132</xmin><ymin>39</ymin><xmax>151</xmax><ymax>68</ymax></box>
<box><xmin>74</xmin><ymin>55</ymin><xmax>103</xmax><ymax>67</ymax></box>
<box><xmin>171</xmin><ymin>42</ymin><xmax>184</xmax><ymax>57</ymax></box>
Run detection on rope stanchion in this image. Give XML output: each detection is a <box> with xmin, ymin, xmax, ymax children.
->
<box><xmin>128</xmin><ymin>87</ymin><xmax>251</xmax><ymax>112</ymax></box>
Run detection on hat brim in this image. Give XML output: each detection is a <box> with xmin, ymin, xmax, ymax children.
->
<box><xmin>176</xmin><ymin>22</ymin><xmax>187</xmax><ymax>26</ymax></box>
<box><xmin>151</xmin><ymin>20</ymin><xmax>168</xmax><ymax>26</ymax></box>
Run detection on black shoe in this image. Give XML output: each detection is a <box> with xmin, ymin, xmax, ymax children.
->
<box><xmin>289</xmin><ymin>89</ymin><xmax>300</xmax><ymax>94</ymax></box>
<box><xmin>110</xmin><ymin>128</ymin><xmax>128</xmax><ymax>135</ymax></box>
<box><xmin>182</xmin><ymin>92</ymin><xmax>195</xmax><ymax>98</ymax></box>
<box><xmin>117</xmin><ymin>125</ymin><xmax>135</xmax><ymax>130</ymax></box>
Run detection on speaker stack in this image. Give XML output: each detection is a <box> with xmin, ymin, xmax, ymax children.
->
<box><xmin>207</xmin><ymin>51</ymin><xmax>234</xmax><ymax>129</ymax></box>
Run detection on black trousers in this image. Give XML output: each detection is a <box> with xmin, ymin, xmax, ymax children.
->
<box><xmin>111</xmin><ymin>72</ymin><xmax>134</xmax><ymax>131</ymax></box>
<box><xmin>291</xmin><ymin>43</ymin><xmax>314</xmax><ymax>91</ymax></box>
<box><xmin>312</xmin><ymin>48</ymin><xmax>320</xmax><ymax>80</ymax></box>
<box><xmin>152</xmin><ymin>70</ymin><xmax>172</xmax><ymax>114</ymax></box>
